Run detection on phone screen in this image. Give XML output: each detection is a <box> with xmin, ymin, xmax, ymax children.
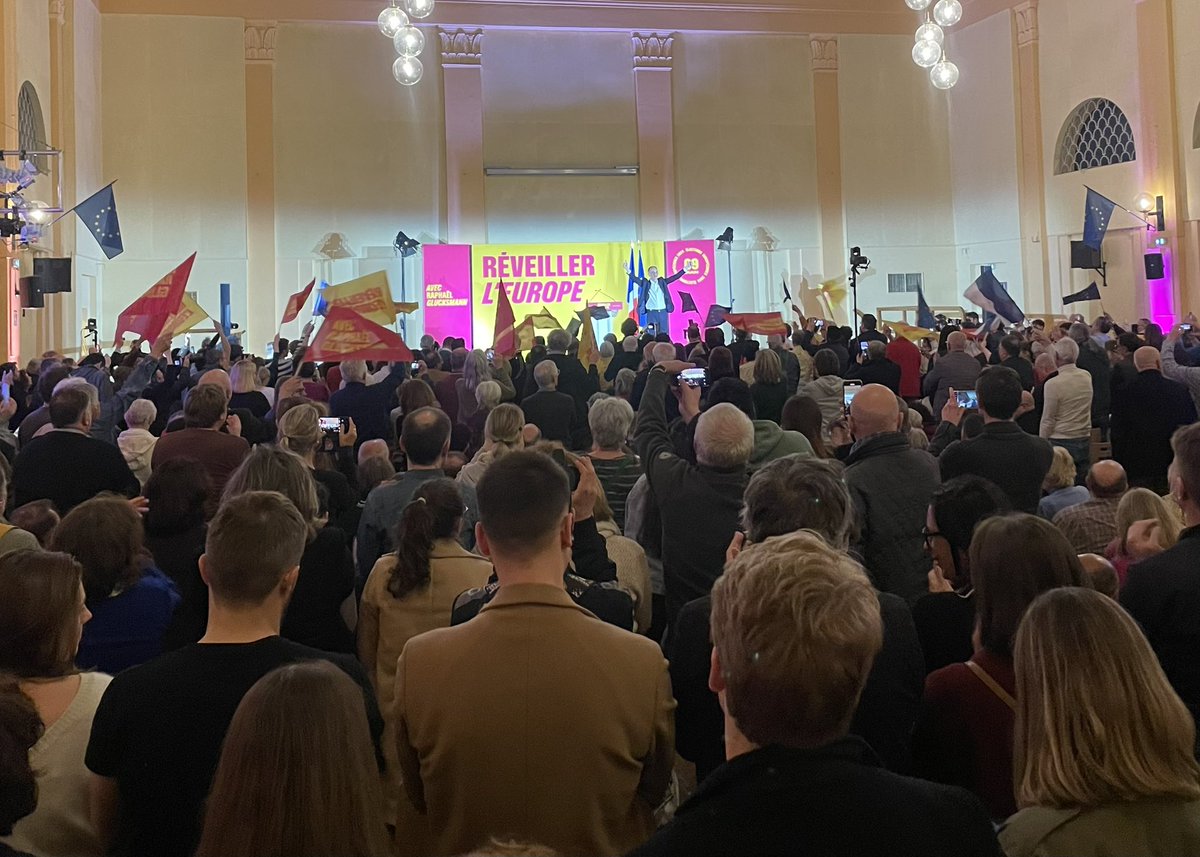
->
<box><xmin>410</xmin><ymin>362</ymin><xmax>421</xmax><ymax>373</ymax></box>
<box><xmin>956</xmin><ymin>391</ymin><xmax>979</xmax><ymax>409</ymax></box>
<box><xmin>485</xmin><ymin>349</ymin><xmax>496</xmax><ymax>363</ymax></box>
<box><xmin>860</xmin><ymin>342</ymin><xmax>869</xmax><ymax>354</ymax></box>
<box><xmin>679</xmin><ymin>368</ymin><xmax>708</xmax><ymax>389</ymax></box>
<box><xmin>318</xmin><ymin>417</ymin><xmax>342</xmax><ymax>433</ymax></box>
<box><xmin>1184</xmin><ymin>324</ymin><xmax>1194</xmax><ymax>333</ymax></box>
<box><xmin>1</xmin><ymin>382</ymin><xmax>9</xmax><ymax>401</ymax></box>
<box><xmin>843</xmin><ymin>382</ymin><xmax>862</xmax><ymax>410</ymax></box>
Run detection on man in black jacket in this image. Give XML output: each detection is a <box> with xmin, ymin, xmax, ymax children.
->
<box><xmin>844</xmin><ymin>385</ymin><xmax>939</xmax><ymax>603</ymax></box>
<box><xmin>521</xmin><ymin>360</ymin><xmax>578</xmax><ymax>447</ymax></box>
<box><xmin>1111</xmin><ymin>346</ymin><xmax>1197</xmax><ymax>493</ymax></box>
<box><xmin>845</xmin><ymin>341</ymin><xmax>902</xmax><ymax>394</ymax></box>
<box><xmin>1122</xmin><ymin>422</ymin><xmax>1200</xmax><ymax>753</ymax></box>
<box><xmin>937</xmin><ymin>366</ymin><xmax>1053</xmax><ymax>514</ymax></box>
<box><xmin>634</xmin><ymin>362</ymin><xmax>750</xmax><ymax>627</ymax></box>
<box><xmin>1070</xmin><ymin>322</ymin><xmax>1112</xmax><ymax>429</ymax></box>
<box><xmin>632</xmin><ymin>532</ymin><xmax>998</xmax><ymax>857</ymax></box>
<box><xmin>522</xmin><ymin>329</ymin><xmax>597</xmax><ymax>436</ymax></box>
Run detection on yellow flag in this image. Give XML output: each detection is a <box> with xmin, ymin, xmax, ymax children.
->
<box><xmin>393</xmin><ymin>302</ymin><xmax>420</xmax><ymax>316</ymax></box>
<box><xmin>577</xmin><ymin>310</ymin><xmax>601</xmax><ymax>369</ymax></box>
<box><xmin>890</xmin><ymin>322</ymin><xmax>935</xmax><ymax>343</ymax></box>
<box><xmin>525</xmin><ymin>307</ymin><xmax>563</xmax><ymax>330</ymax></box>
<box><xmin>323</xmin><ymin>271</ymin><xmax>396</xmax><ymax>326</ymax></box>
<box><xmin>162</xmin><ymin>293</ymin><xmax>210</xmax><ymax>338</ymax></box>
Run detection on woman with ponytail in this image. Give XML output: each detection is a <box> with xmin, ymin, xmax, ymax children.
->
<box><xmin>357</xmin><ymin>478</ymin><xmax>492</xmax><ymax>825</ymax></box>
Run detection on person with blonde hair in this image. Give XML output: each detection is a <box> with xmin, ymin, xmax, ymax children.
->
<box><xmin>630</xmin><ymin>531</ymin><xmax>997</xmax><ymax>857</ymax></box>
<box><xmin>1037</xmin><ymin>445</ymin><xmax>1089</xmax><ymax>520</ymax></box>
<box><xmin>1104</xmin><ymin>486</ymin><xmax>1182</xmax><ymax>586</ymax></box>
<box><xmin>228</xmin><ymin>360</ymin><xmax>271</xmax><ymax>419</ymax></box>
<box><xmin>276</xmin><ymin>403</ymin><xmax>358</xmax><ymax>535</ymax></box>
<box><xmin>456</xmin><ymin>403</ymin><xmax>525</xmax><ymax>489</ymax></box>
<box><xmin>1001</xmin><ymin>587</ymin><xmax>1200</xmax><ymax>857</ymax></box>
<box><xmin>749</xmin><ymin>348</ymin><xmax>789</xmax><ymax>424</ymax></box>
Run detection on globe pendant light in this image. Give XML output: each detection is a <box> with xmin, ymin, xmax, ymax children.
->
<box><xmin>905</xmin><ymin>0</ymin><xmax>933</xmax><ymax>9</ymax></box>
<box><xmin>394</xmin><ymin>25</ymin><xmax>425</xmax><ymax>58</ymax></box>
<box><xmin>933</xmin><ymin>0</ymin><xmax>964</xmax><ymax>27</ymax></box>
<box><xmin>915</xmin><ymin>21</ymin><xmax>945</xmax><ymax>45</ymax></box>
<box><xmin>378</xmin><ymin>3</ymin><xmax>408</xmax><ymax>37</ymax></box>
<box><xmin>393</xmin><ymin>55</ymin><xmax>424</xmax><ymax>86</ymax></box>
<box><xmin>405</xmin><ymin>0</ymin><xmax>435</xmax><ymax>19</ymax></box>
<box><xmin>912</xmin><ymin>39</ymin><xmax>942</xmax><ymax>68</ymax></box>
<box><xmin>930</xmin><ymin>58</ymin><xmax>960</xmax><ymax>90</ymax></box>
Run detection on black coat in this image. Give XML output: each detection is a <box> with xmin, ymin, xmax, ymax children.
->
<box><xmin>1122</xmin><ymin>526</ymin><xmax>1200</xmax><ymax>754</ymax></box>
<box><xmin>627</xmin><ymin>739</ymin><xmax>1000</xmax><ymax>857</ymax></box>
<box><xmin>670</xmin><ymin>590</ymin><xmax>925</xmax><ymax>783</ymax></box>
<box><xmin>845</xmin><ymin>356</ymin><xmax>903</xmax><ymax>394</ymax></box>
<box><xmin>1076</xmin><ymin>340</ymin><xmax>1112</xmax><ymax>424</ymax></box>
<box><xmin>635</xmin><ymin>272</ymin><xmax>683</xmax><ymax>314</ymax></box>
<box><xmin>521</xmin><ymin>390</ymin><xmax>578</xmax><ymax>447</ymax></box>
<box><xmin>939</xmin><ymin>421</ymin><xmax>1053</xmax><ymax>514</ymax></box>
<box><xmin>1111</xmin><ymin>369</ymin><xmax>1197</xmax><ymax>492</ymax></box>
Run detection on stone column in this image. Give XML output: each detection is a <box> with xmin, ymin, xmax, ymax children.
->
<box><xmin>1012</xmin><ymin>1</ymin><xmax>1052</xmax><ymax>314</ymax></box>
<box><xmin>810</xmin><ymin>35</ymin><xmax>846</xmax><ymax>283</ymax></box>
<box><xmin>632</xmin><ymin>33</ymin><xmax>677</xmax><ymax>241</ymax></box>
<box><xmin>439</xmin><ymin>29</ymin><xmax>486</xmax><ymax>244</ymax></box>
<box><xmin>46</xmin><ymin>0</ymin><xmax>70</xmax><ymax>352</ymax></box>
<box><xmin>0</xmin><ymin>1</ymin><xmax>19</xmax><ymax>362</ymax></box>
<box><xmin>244</xmin><ymin>20</ymin><xmax>278</xmax><ymax>340</ymax></box>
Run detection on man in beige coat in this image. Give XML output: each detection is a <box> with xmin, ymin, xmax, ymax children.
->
<box><xmin>394</xmin><ymin>450</ymin><xmax>676</xmax><ymax>857</ymax></box>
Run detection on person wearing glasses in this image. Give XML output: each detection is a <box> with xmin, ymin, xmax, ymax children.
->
<box><xmin>911</xmin><ymin>476</ymin><xmax>1010</xmax><ymax>674</ymax></box>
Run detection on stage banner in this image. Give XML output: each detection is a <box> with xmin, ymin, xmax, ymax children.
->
<box><xmin>472</xmin><ymin>243</ymin><xmax>641</xmax><ymax>349</ymax></box>
<box><xmin>664</xmin><ymin>240</ymin><xmax>718</xmax><ymax>343</ymax></box>
<box><xmin>423</xmin><ymin>244</ymin><xmax>474</xmax><ymax>346</ymax></box>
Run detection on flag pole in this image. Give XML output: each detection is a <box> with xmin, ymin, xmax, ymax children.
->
<box><xmin>46</xmin><ymin>180</ymin><xmax>117</xmax><ymax>228</ymax></box>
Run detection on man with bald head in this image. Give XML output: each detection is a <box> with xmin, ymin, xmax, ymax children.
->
<box><xmin>922</xmin><ymin>330</ymin><xmax>981</xmax><ymax>415</ymax></box>
<box><xmin>843</xmin><ymin>384</ymin><xmax>940</xmax><ymax>602</ymax></box>
<box><xmin>635</xmin><ymin>360</ymin><xmax>751</xmax><ymax>627</ymax></box>
<box><xmin>1052</xmin><ymin>459</ymin><xmax>1129</xmax><ymax>554</ymax></box>
<box><xmin>1111</xmin><ymin>345</ymin><xmax>1197</xmax><ymax>492</ymax></box>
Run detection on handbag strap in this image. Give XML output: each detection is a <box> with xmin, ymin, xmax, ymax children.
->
<box><xmin>966</xmin><ymin>660</ymin><xmax>1017</xmax><ymax>712</ymax></box>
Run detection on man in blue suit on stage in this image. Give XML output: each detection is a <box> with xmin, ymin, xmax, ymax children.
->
<box><xmin>632</xmin><ymin>266</ymin><xmax>685</xmax><ymax>335</ymax></box>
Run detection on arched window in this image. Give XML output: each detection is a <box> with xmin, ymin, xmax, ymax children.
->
<box><xmin>17</xmin><ymin>82</ymin><xmax>48</xmax><ymax>171</ymax></box>
<box><xmin>1053</xmin><ymin>98</ymin><xmax>1137</xmax><ymax>175</ymax></box>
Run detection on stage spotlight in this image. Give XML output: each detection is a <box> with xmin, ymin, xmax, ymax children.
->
<box><xmin>717</xmin><ymin>227</ymin><xmax>734</xmax><ymax>251</ymax></box>
<box><xmin>394</xmin><ymin>230</ymin><xmax>421</xmax><ymax>258</ymax></box>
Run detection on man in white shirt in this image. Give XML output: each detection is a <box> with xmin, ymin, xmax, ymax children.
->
<box><xmin>634</xmin><ymin>266</ymin><xmax>684</xmax><ymax>337</ymax></box>
<box><xmin>1040</xmin><ymin>337</ymin><xmax>1093</xmax><ymax>483</ymax></box>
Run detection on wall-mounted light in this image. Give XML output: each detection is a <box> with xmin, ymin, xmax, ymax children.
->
<box><xmin>1136</xmin><ymin>193</ymin><xmax>1166</xmax><ymax>232</ymax></box>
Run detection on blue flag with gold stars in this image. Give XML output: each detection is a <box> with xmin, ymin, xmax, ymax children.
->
<box><xmin>74</xmin><ymin>184</ymin><xmax>123</xmax><ymax>259</ymax></box>
<box><xmin>1083</xmin><ymin>188</ymin><xmax>1116</xmax><ymax>252</ymax></box>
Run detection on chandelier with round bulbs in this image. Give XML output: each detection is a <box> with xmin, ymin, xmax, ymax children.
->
<box><xmin>906</xmin><ymin>0</ymin><xmax>962</xmax><ymax>89</ymax></box>
<box><xmin>377</xmin><ymin>0</ymin><xmax>434</xmax><ymax>85</ymax></box>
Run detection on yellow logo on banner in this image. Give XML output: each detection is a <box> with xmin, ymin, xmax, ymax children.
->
<box><xmin>471</xmin><ymin>243</ymin><xmax>665</xmax><ymax>348</ymax></box>
<box><xmin>323</xmin><ymin>271</ymin><xmax>396</xmax><ymax>326</ymax></box>
<box><xmin>163</xmin><ymin>293</ymin><xmax>210</xmax><ymax>338</ymax></box>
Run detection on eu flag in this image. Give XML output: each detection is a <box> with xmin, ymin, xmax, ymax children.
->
<box><xmin>312</xmin><ymin>281</ymin><xmax>330</xmax><ymax>317</ymax></box>
<box><xmin>74</xmin><ymin>184</ymin><xmax>123</xmax><ymax>259</ymax></box>
<box><xmin>1083</xmin><ymin>188</ymin><xmax>1116</xmax><ymax>252</ymax></box>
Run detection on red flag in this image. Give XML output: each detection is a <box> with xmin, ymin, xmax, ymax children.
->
<box><xmin>305</xmin><ymin>306</ymin><xmax>413</xmax><ymax>363</ymax></box>
<box><xmin>280</xmin><ymin>279</ymin><xmax>316</xmax><ymax>326</ymax></box>
<box><xmin>724</xmin><ymin>312</ymin><xmax>789</xmax><ymax>336</ymax></box>
<box><xmin>113</xmin><ymin>253</ymin><xmax>196</xmax><ymax>345</ymax></box>
<box><xmin>493</xmin><ymin>280</ymin><xmax>519</xmax><ymax>357</ymax></box>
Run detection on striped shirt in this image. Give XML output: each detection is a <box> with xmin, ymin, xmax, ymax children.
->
<box><xmin>589</xmin><ymin>453</ymin><xmax>643</xmax><ymax>532</ymax></box>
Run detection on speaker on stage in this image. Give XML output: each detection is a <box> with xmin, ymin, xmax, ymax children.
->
<box><xmin>1071</xmin><ymin>241</ymin><xmax>1102</xmax><ymax>270</ymax></box>
<box><xmin>1145</xmin><ymin>253</ymin><xmax>1165</xmax><ymax>280</ymax></box>
<box><xmin>19</xmin><ymin>276</ymin><xmax>45</xmax><ymax>309</ymax></box>
<box><xmin>34</xmin><ymin>257</ymin><xmax>72</xmax><ymax>293</ymax></box>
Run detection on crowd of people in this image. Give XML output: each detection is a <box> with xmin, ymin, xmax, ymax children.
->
<box><xmin>1</xmin><ymin>306</ymin><xmax>1200</xmax><ymax>857</ymax></box>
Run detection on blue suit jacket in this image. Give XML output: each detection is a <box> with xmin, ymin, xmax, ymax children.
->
<box><xmin>636</xmin><ymin>272</ymin><xmax>683</xmax><ymax>314</ymax></box>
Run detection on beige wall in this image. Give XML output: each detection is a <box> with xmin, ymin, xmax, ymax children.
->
<box><xmin>4</xmin><ymin>0</ymin><xmax>1200</xmax><ymax>356</ymax></box>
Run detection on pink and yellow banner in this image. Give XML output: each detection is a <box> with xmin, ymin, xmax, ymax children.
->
<box><xmin>420</xmin><ymin>241</ymin><xmax>718</xmax><ymax>350</ymax></box>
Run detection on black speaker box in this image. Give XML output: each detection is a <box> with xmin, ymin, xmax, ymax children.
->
<box><xmin>19</xmin><ymin>276</ymin><xmax>44</xmax><ymax>309</ymax></box>
<box><xmin>34</xmin><ymin>257</ymin><xmax>72</xmax><ymax>293</ymax></box>
<box><xmin>1145</xmin><ymin>253</ymin><xmax>1165</xmax><ymax>280</ymax></box>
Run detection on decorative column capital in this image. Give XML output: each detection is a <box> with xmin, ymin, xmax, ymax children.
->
<box><xmin>633</xmin><ymin>33</ymin><xmax>675</xmax><ymax>70</ymax></box>
<box><xmin>1014</xmin><ymin>1</ymin><xmax>1039</xmax><ymax>47</ymax></box>
<box><xmin>244</xmin><ymin>21</ymin><xmax>277</xmax><ymax>64</ymax></box>
<box><xmin>439</xmin><ymin>29</ymin><xmax>484</xmax><ymax>67</ymax></box>
<box><xmin>49</xmin><ymin>0</ymin><xmax>65</xmax><ymax>25</ymax></box>
<box><xmin>810</xmin><ymin>35</ymin><xmax>838</xmax><ymax>72</ymax></box>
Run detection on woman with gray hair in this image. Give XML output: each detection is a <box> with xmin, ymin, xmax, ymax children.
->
<box><xmin>586</xmin><ymin>396</ymin><xmax>641</xmax><ymax>531</ymax></box>
<box><xmin>670</xmin><ymin>454</ymin><xmax>924</xmax><ymax>781</ymax></box>
<box><xmin>118</xmin><ymin>398</ymin><xmax>159</xmax><ymax>487</ymax></box>
<box><xmin>613</xmin><ymin>368</ymin><xmax>637</xmax><ymax>403</ymax></box>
